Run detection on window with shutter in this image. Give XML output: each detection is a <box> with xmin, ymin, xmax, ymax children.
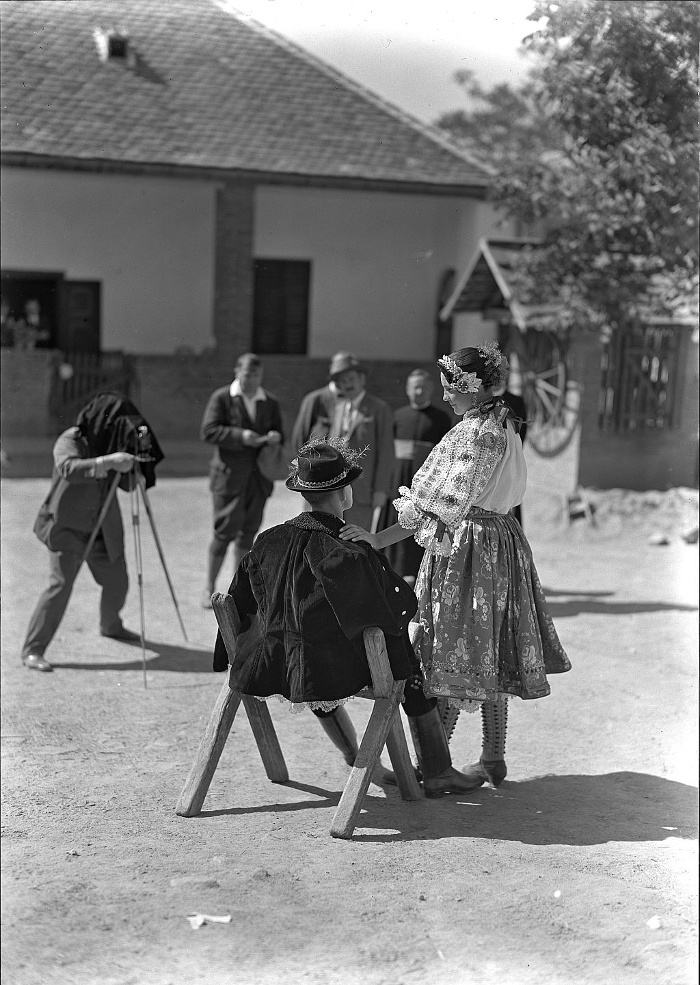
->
<box><xmin>253</xmin><ymin>259</ymin><xmax>310</xmax><ymax>355</ymax></box>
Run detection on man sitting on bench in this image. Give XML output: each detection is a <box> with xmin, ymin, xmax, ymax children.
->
<box><xmin>213</xmin><ymin>439</ymin><xmax>479</xmax><ymax>797</ymax></box>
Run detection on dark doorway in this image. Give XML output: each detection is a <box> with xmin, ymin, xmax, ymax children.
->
<box><xmin>1</xmin><ymin>271</ymin><xmax>101</xmax><ymax>353</ymax></box>
<box><xmin>1</xmin><ymin>270</ymin><xmax>61</xmax><ymax>348</ymax></box>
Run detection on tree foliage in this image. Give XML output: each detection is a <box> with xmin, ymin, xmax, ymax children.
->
<box><xmin>437</xmin><ymin>0</ymin><xmax>699</xmax><ymax>330</ymax></box>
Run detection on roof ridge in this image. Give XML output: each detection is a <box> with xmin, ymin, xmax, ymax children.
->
<box><xmin>214</xmin><ymin>0</ymin><xmax>492</xmax><ymax>182</ymax></box>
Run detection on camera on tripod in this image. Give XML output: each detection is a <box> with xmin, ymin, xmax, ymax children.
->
<box><xmin>132</xmin><ymin>424</ymin><xmax>155</xmax><ymax>462</ymax></box>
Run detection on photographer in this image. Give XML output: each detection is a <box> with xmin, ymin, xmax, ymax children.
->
<box><xmin>20</xmin><ymin>392</ymin><xmax>163</xmax><ymax>673</ymax></box>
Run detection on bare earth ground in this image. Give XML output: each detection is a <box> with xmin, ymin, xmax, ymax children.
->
<box><xmin>1</xmin><ymin>466</ymin><xmax>698</xmax><ymax>985</ymax></box>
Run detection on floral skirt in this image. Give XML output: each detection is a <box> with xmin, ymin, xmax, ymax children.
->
<box><xmin>413</xmin><ymin>508</ymin><xmax>571</xmax><ymax>711</ymax></box>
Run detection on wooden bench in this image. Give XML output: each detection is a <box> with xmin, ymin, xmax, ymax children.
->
<box><xmin>176</xmin><ymin>592</ymin><xmax>422</xmax><ymax>839</ymax></box>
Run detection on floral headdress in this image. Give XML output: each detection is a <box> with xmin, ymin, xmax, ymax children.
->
<box><xmin>437</xmin><ymin>354</ymin><xmax>482</xmax><ymax>393</ymax></box>
<box><xmin>477</xmin><ymin>341</ymin><xmax>509</xmax><ymax>389</ymax></box>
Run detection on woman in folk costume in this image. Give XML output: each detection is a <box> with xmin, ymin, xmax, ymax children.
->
<box><xmin>341</xmin><ymin>342</ymin><xmax>571</xmax><ymax>788</ymax></box>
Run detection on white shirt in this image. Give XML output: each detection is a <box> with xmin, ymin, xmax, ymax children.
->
<box><xmin>230</xmin><ymin>379</ymin><xmax>266</xmax><ymax>423</ymax></box>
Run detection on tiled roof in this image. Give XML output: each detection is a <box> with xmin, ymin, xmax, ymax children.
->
<box><xmin>0</xmin><ymin>0</ymin><xmax>490</xmax><ymax>191</ymax></box>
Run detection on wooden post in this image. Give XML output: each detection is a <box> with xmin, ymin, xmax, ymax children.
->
<box><xmin>330</xmin><ymin>686</ymin><xmax>406</xmax><ymax>839</ymax></box>
<box><xmin>365</xmin><ymin>628</ymin><xmax>422</xmax><ymax>800</ymax></box>
<box><xmin>241</xmin><ymin>695</ymin><xmax>288</xmax><ymax>782</ymax></box>
<box><xmin>175</xmin><ymin>678</ymin><xmax>242</xmax><ymax>817</ymax></box>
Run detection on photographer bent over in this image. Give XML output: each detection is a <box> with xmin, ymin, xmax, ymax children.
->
<box><xmin>20</xmin><ymin>392</ymin><xmax>163</xmax><ymax>672</ymax></box>
<box><xmin>213</xmin><ymin>439</ymin><xmax>480</xmax><ymax>797</ymax></box>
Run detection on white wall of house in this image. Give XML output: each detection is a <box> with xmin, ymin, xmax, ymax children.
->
<box><xmin>254</xmin><ymin>185</ymin><xmax>499</xmax><ymax>361</ymax></box>
<box><xmin>1</xmin><ymin>167</ymin><xmax>216</xmax><ymax>353</ymax></box>
<box><xmin>2</xmin><ymin>168</ymin><xmax>501</xmax><ymax>359</ymax></box>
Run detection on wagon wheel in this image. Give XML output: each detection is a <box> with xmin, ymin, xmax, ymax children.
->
<box><xmin>519</xmin><ymin>329</ymin><xmax>580</xmax><ymax>457</ymax></box>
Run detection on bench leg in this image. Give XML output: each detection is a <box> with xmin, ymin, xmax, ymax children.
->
<box><xmin>176</xmin><ymin>679</ymin><xmax>242</xmax><ymax>817</ymax></box>
<box><xmin>241</xmin><ymin>695</ymin><xmax>289</xmax><ymax>783</ymax></box>
<box><xmin>385</xmin><ymin>715</ymin><xmax>423</xmax><ymax>801</ymax></box>
<box><xmin>330</xmin><ymin>689</ymin><xmax>403</xmax><ymax>839</ymax></box>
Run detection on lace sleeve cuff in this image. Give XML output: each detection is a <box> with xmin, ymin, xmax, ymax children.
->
<box><xmin>393</xmin><ymin>486</ymin><xmax>423</xmax><ymax>530</ymax></box>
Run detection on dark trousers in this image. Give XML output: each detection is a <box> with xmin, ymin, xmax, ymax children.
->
<box><xmin>21</xmin><ymin>538</ymin><xmax>128</xmax><ymax>658</ymax></box>
<box><xmin>210</xmin><ymin>472</ymin><xmax>268</xmax><ymax>555</ymax></box>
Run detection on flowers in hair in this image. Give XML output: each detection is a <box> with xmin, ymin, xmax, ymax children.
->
<box><xmin>477</xmin><ymin>340</ymin><xmax>502</xmax><ymax>370</ymax></box>
<box><xmin>477</xmin><ymin>341</ymin><xmax>509</xmax><ymax>389</ymax></box>
<box><xmin>438</xmin><ymin>354</ymin><xmax>482</xmax><ymax>394</ymax></box>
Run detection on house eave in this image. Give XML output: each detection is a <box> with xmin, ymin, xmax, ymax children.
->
<box><xmin>0</xmin><ymin>152</ymin><xmax>489</xmax><ymax>199</ymax></box>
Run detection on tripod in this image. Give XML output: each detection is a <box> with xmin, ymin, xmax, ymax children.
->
<box><xmin>80</xmin><ymin>461</ymin><xmax>188</xmax><ymax>687</ymax></box>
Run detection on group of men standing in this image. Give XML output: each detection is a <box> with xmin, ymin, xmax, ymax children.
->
<box><xmin>199</xmin><ymin>350</ymin><xmax>456</xmax><ymax>605</ymax></box>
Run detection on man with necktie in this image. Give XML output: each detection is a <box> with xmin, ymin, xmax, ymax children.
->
<box><xmin>291</xmin><ymin>352</ymin><xmax>394</xmax><ymax>529</ymax></box>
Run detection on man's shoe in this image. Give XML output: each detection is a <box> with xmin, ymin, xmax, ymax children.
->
<box><xmin>423</xmin><ymin>767</ymin><xmax>485</xmax><ymax>798</ymax></box>
<box><xmin>200</xmin><ymin>590</ymin><xmax>214</xmax><ymax>609</ymax></box>
<box><xmin>22</xmin><ymin>654</ymin><xmax>53</xmax><ymax>672</ymax></box>
<box><xmin>101</xmin><ymin>626</ymin><xmax>141</xmax><ymax>643</ymax></box>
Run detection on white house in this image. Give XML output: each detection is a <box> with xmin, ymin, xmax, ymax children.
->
<box><xmin>1</xmin><ymin>0</ymin><xmax>499</xmax><ymax>369</ymax></box>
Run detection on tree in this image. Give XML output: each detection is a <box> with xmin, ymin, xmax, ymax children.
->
<box><xmin>437</xmin><ymin>0</ymin><xmax>699</xmax><ymax>330</ymax></box>
<box><xmin>435</xmin><ymin>70</ymin><xmax>562</xmax><ymax>173</ymax></box>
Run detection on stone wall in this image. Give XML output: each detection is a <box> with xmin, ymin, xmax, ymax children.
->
<box><xmin>1</xmin><ymin>349</ymin><xmax>55</xmax><ymax>437</ymax></box>
<box><xmin>3</xmin><ymin>343</ymin><xmax>697</xmax><ymax>490</ymax></box>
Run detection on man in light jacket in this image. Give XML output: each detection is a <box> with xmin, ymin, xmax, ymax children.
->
<box><xmin>291</xmin><ymin>352</ymin><xmax>393</xmax><ymax>529</ymax></box>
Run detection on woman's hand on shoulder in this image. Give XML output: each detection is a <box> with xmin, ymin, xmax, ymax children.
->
<box><xmin>339</xmin><ymin>524</ymin><xmax>377</xmax><ymax>548</ymax></box>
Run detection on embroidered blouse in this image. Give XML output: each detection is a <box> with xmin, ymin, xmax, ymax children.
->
<box><xmin>393</xmin><ymin>406</ymin><xmax>527</xmax><ymax>555</ymax></box>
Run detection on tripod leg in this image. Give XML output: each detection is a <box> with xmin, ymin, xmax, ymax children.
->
<box><xmin>137</xmin><ymin>477</ymin><xmax>189</xmax><ymax>642</ymax></box>
<box><xmin>129</xmin><ymin>483</ymin><xmax>149</xmax><ymax>689</ymax></box>
<box><xmin>80</xmin><ymin>472</ymin><xmax>121</xmax><ymax>566</ymax></box>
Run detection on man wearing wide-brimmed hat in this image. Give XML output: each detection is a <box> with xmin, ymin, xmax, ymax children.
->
<box><xmin>212</xmin><ymin>439</ymin><xmax>480</xmax><ymax>798</ymax></box>
<box><xmin>290</xmin><ymin>352</ymin><xmax>394</xmax><ymax>530</ymax></box>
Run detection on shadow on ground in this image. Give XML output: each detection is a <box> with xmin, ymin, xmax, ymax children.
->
<box><xmin>53</xmin><ymin>640</ymin><xmax>213</xmax><ymax>673</ymax></box>
<box><xmin>191</xmin><ymin>772</ymin><xmax>698</xmax><ymax>847</ymax></box>
<box><xmin>541</xmin><ymin>588</ymin><xmax>698</xmax><ymax>617</ymax></box>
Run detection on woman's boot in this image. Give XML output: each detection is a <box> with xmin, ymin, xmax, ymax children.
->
<box><xmin>314</xmin><ymin>706</ymin><xmax>358</xmax><ymax>766</ymax></box>
<box><xmin>437</xmin><ymin>695</ymin><xmax>462</xmax><ymax>743</ymax></box>
<box><xmin>460</xmin><ymin>696</ymin><xmax>508</xmax><ymax>787</ymax></box>
<box><xmin>409</xmin><ymin>707</ymin><xmax>484</xmax><ymax>798</ymax></box>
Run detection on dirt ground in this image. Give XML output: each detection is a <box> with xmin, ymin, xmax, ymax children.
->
<box><xmin>1</xmin><ymin>473</ymin><xmax>698</xmax><ymax>985</ymax></box>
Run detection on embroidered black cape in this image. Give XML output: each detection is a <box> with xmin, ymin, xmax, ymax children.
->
<box><xmin>213</xmin><ymin>512</ymin><xmax>420</xmax><ymax>705</ymax></box>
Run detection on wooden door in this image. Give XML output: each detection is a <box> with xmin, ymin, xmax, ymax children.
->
<box><xmin>57</xmin><ymin>281</ymin><xmax>101</xmax><ymax>353</ymax></box>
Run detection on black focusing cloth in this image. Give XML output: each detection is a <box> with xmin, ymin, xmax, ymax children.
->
<box><xmin>75</xmin><ymin>391</ymin><xmax>164</xmax><ymax>489</ymax></box>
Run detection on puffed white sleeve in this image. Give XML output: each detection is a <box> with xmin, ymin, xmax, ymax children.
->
<box><xmin>394</xmin><ymin>418</ymin><xmax>506</xmax><ymax>533</ymax></box>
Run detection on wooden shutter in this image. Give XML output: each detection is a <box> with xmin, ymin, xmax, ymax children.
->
<box><xmin>253</xmin><ymin>260</ymin><xmax>310</xmax><ymax>354</ymax></box>
<box><xmin>57</xmin><ymin>280</ymin><xmax>101</xmax><ymax>354</ymax></box>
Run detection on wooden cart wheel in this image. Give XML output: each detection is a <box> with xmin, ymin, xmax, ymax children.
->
<box><xmin>519</xmin><ymin>329</ymin><xmax>580</xmax><ymax>457</ymax></box>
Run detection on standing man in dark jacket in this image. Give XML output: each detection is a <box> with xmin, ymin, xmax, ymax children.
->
<box><xmin>383</xmin><ymin>369</ymin><xmax>453</xmax><ymax>584</ymax></box>
<box><xmin>291</xmin><ymin>352</ymin><xmax>394</xmax><ymax>530</ymax></box>
<box><xmin>200</xmin><ymin>353</ymin><xmax>284</xmax><ymax>608</ymax></box>
<box><xmin>213</xmin><ymin>439</ymin><xmax>480</xmax><ymax>798</ymax></box>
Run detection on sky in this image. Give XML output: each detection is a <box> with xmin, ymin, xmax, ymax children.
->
<box><xmin>221</xmin><ymin>0</ymin><xmax>543</xmax><ymax>125</ymax></box>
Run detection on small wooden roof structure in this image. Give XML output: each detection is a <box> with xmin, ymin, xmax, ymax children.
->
<box><xmin>441</xmin><ymin>237</ymin><xmax>699</xmax><ymax>333</ymax></box>
<box><xmin>439</xmin><ymin>237</ymin><xmax>562</xmax><ymax>332</ymax></box>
